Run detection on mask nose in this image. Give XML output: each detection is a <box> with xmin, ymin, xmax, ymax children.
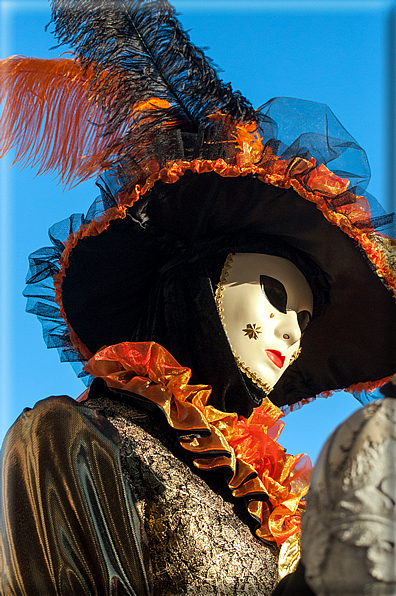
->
<box><xmin>277</xmin><ymin>310</ymin><xmax>301</xmax><ymax>345</ymax></box>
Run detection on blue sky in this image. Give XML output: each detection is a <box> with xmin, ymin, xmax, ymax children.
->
<box><xmin>1</xmin><ymin>0</ymin><xmax>395</xmax><ymax>463</ymax></box>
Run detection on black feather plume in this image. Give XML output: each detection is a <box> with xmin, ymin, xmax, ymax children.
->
<box><xmin>49</xmin><ymin>0</ymin><xmax>261</xmax><ymax>174</ymax></box>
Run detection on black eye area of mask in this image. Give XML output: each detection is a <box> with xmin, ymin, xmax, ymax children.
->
<box><xmin>260</xmin><ymin>275</ymin><xmax>311</xmax><ymax>333</ymax></box>
<box><xmin>297</xmin><ymin>310</ymin><xmax>311</xmax><ymax>333</ymax></box>
<box><xmin>260</xmin><ymin>275</ymin><xmax>287</xmax><ymax>313</ymax></box>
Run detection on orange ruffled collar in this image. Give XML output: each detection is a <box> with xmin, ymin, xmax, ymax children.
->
<box><xmin>78</xmin><ymin>341</ymin><xmax>312</xmax><ymax>546</ymax></box>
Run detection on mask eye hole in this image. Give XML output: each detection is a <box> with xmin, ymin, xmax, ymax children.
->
<box><xmin>297</xmin><ymin>310</ymin><xmax>311</xmax><ymax>333</ymax></box>
<box><xmin>260</xmin><ymin>275</ymin><xmax>287</xmax><ymax>314</ymax></box>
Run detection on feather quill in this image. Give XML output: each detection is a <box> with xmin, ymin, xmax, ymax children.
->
<box><xmin>49</xmin><ymin>0</ymin><xmax>261</xmax><ymax>167</ymax></box>
<box><xmin>0</xmin><ymin>2</ymin><xmax>263</xmax><ymax>189</ymax></box>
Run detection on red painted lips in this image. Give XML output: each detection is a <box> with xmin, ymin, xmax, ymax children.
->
<box><xmin>265</xmin><ymin>350</ymin><xmax>285</xmax><ymax>369</ymax></box>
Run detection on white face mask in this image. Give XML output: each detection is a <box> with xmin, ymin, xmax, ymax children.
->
<box><xmin>215</xmin><ymin>253</ymin><xmax>314</xmax><ymax>394</ymax></box>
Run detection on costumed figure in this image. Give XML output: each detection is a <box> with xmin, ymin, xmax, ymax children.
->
<box><xmin>0</xmin><ymin>1</ymin><xmax>395</xmax><ymax>594</ymax></box>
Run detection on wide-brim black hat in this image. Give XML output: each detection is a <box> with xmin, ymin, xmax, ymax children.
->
<box><xmin>55</xmin><ymin>154</ymin><xmax>396</xmax><ymax>412</ymax></box>
<box><xmin>1</xmin><ymin>0</ymin><xmax>395</xmax><ymax>413</ymax></box>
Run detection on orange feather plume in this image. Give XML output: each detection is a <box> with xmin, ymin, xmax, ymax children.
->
<box><xmin>0</xmin><ymin>56</ymin><xmax>118</xmax><ymax>187</ymax></box>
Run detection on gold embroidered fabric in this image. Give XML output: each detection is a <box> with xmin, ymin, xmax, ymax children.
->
<box><xmin>84</xmin><ymin>396</ymin><xmax>280</xmax><ymax>595</ymax></box>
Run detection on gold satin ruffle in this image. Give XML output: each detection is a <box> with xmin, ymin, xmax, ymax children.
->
<box><xmin>81</xmin><ymin>341</ymin><xmax>312</xmax><ymax>545</ymax></box>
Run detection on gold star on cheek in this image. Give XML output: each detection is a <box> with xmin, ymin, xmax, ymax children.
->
<box><xmin>242</xmin><ymin>323</ymin><xmax>262</xmax><ymax>340</ymax></box>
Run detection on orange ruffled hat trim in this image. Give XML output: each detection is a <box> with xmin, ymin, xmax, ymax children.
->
<box><xmin>78</xmin><ymin>340</ymin><xmax>312</xmax><ymax>546</ymax></box>
<box><xmin>53</xmin><ymin>147</ymin><xmax>395</xmax><ymax>396</ymax></box>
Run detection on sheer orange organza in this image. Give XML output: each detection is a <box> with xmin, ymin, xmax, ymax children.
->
<box><xmin>79</xmin><ymin>341</ymin><xmax>312</xmax><ymax>545</ymax></box>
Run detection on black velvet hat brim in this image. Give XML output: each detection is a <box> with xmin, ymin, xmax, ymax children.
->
<box><xmin>61</xmin><ymin>170</ymin><xmax>396</xmax><ymax>412</ymax></box>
